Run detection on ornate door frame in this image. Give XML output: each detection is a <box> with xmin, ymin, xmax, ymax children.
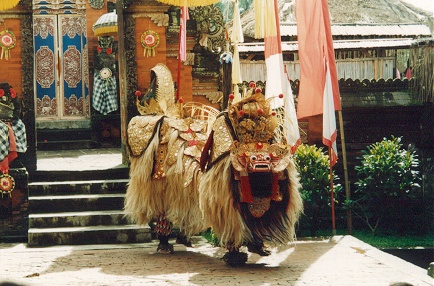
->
<box><xmin>33</xmin><ymin>7</ymin><xmax>89</xmax><ymax>125</ymax></box>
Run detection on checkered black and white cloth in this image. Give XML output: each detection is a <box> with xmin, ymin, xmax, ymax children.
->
<box><xmin>0</xmin><ymin>119</ymin><xmax>27</xmax><ymax>162</ymax></box>
<box><xmin>92</xmin><ymin>73</ymin><xmax>118</xmax><ymax>115</ymax></box>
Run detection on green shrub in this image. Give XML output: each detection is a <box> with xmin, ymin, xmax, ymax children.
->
<box><xmin>346</xmin><ymin>137</ymin><xmax>421</xmax><ymax>235</ymax></box>
<box><xmin>294</xmin><ymin>144</ymin><xmax>342</xmax><ymax>235</ymax></box>
<box><xmin>354</xmin><ymin>136</ymin><xmax>420</xmax><ymax>197</ymax></box>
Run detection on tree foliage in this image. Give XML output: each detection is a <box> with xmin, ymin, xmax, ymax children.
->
<box><xmin>354</xmin><ymin>136</ymin><xmax>420</xmax><ymax>197</ymax></box>
<box><xmin>293</xmin><ymin>144</ymin><xmax>342</xmax><ymax>235</ymax></box>
<box><xmin>344</xmin><ymin>137</ymin><xmax>421</xmax><ymax>235</ymax></box>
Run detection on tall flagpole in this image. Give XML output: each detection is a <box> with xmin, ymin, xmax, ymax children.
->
<box><xmin>338</xmin><ymin>110</ymin><xmax>352</xmax><ymax>234</ymax></box>
<box><xmin>329</xmin><ymin>147</ymin><xmax>336</xmax><ymax>235</ymax></box>
<box><xmin>295</xmin><ymin>0</ymin><xmax>342</xmax><ymax>235</ymax></box>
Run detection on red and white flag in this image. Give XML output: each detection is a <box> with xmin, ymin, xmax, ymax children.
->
<box><xmin>264</xmin><ymin>0</ymin><xmax>284</xmax><ymax>108</ymax></box>
<box><xmin>284</xmin><ymin>66</ymin><xmax>301</xmax><ymax>153</ymax></box>
<box><xmin>263</xmin><ymin>0</ymin><xmax>300</xmax><ymax>150</ymax></box>
<box><xmin>323</xmin><ymin>65</ymin><xmax>338</xmax><ymax>165</ymax></box>
<box><xmin>395</xmin><ymin>68</ymin><xmax>401</xmax><ymax>79</ymax></box>
<box><xmin>296</xmin><ymin>0</ymin><xmax>341</xmax><ymax>165</ymax></box>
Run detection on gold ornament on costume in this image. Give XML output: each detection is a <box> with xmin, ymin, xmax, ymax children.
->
<box><xmin>141</xmin><ymin>30</ymin><xmax>160</xmax><ymax>57</ymax></box>
<box><xmin>228</xmin><ymin>91</ymin><xmax>277</xmax><ymax>144</ymax></box>
<box><xmin>0</xmin><ymin>30</ymin><xmax>16</xmax><ymax>60</ymax></box>
<box><xmin>127</xmin><ymin>115</ymin><xmax>164</xmax><ymax>157</ymax></box>
<box><xmin>230</xmin><ymin>141</ymin><xmax>291</xmax><ymax>173</ymax></box>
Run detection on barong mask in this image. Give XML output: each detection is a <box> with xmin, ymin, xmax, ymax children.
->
<box><xmin>225</xmin><ymin>91</ymin><xmax>293</xmax><ymax>216</ymax></box>
<box><xmin>228</xmin><ymin>92</ymin><xmax>292</xmax><ymax>174</ymax></box>
<box><xmin>230</xmin><ymin>142</ymin><xmax>291</xmax><ymax>173</ymax></box>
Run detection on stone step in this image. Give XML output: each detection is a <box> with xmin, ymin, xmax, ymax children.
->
<box><xmin>28</xmin><ymin>224</ymin><xmax>151</xmax><ymax>246</ymax></box>
<box><xmin>29</xmin><ymin>168</ymin><xmax>129</xmax><ymax>182</ymax></box>
<box><xmin>37</xmin><ymin>140</ymin><xmax>101</xmax><ymax>151</ymax></box>
<box><xmin>29</xmin><ymin>210</ymin><xmax>132</xmax><ymax>228</ymax></box>
<box><xmin>28</xmin><ymin>193</ymin><xmax>125</xmax><ymax>213</ymax></box>
<box><xmin>26</xmin><ymin>173</ymin><xmax>147</xmax><ymax>246</ymax></box>
<box><xmin>28</xmin><ymin>179</ymin><xmax>129</xmax><ymax>196</ymax></box>
<box><xmin>36</xmin><ymin>128</ymin><xmax>98</xmax><ymax>151</ymax></box>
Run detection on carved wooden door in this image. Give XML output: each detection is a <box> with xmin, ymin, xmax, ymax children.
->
<box><xmin>34</xmin><ymin>14</ymin><xmax>89</xmax><ymax>121</ymax></box>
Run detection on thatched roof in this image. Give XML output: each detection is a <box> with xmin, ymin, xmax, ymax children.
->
<box><xmin>240</xmin><ymin>0</ymin><xmax>433</xmax><ymax>39</ymax></box>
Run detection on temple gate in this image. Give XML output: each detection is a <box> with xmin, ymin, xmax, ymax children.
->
<box><xmin>33</xmin><ymin>1</ymin><xmax>90</xmax><ymax>127</ymax></box>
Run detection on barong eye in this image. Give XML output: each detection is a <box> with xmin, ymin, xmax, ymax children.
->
<box><xmin>250</xmin><ymin>155</ymin><xmax>257</xmax><ymax>161</ymax></box>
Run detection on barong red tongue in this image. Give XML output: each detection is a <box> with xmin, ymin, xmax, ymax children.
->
<box><xmin>240</xmin><ymin>175</ymin><xmax>254</xmax><ymax>203</ymax></box>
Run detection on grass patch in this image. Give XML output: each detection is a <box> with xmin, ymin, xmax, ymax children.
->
<box><xmin>300</xmin><ymin>228</ymin><xmax>434</xmax><ymax>248</ymax></box>
<box><xmin>204</xmin><ymin>227</ymin><xmax>433</xmax><ymax>249</ymax></box>
<box><xmin>351</xmin><ymin>231</ymin><xmax>434</xmax><ymax>248</ymax></box>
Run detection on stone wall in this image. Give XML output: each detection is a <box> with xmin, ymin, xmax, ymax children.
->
<box><xmin>0</xmin><ymin>167</ymin><xmax>28</xmax><ymax>242</ymax></box>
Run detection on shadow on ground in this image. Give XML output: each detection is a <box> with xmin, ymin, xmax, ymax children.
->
<box><xmin>33</xmin><ymin>237</ymin><xmax>335</xmax><ymax>285</ymax></box>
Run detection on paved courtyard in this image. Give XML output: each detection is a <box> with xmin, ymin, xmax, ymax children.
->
<box><xmin>0</xmin><ymin>235</ymin><xmax>432</xmax><ymax>286</ymax></box>
<box><xmin>36</xmin><ymin>148</ymin><xmax>124</xmax><ymax>171</ymax></box>
<box><xmin>10</xmin><ymin>150</ymin><xmax>428</xmax><ymax>285</ymax></box>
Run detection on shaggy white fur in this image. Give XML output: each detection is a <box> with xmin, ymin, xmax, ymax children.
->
<box><xmin>124</xmin><ymin>121</ymin><xmax>207</xmax><ymax>239</ymax></box>
<box><xmin>199</xmin><ymin>154</ymin><xmax>303</xmax><ymax>248</ymax></box>
<box><xmin>125</xmin><ymin>116</ymin><xmax>303</xmax><ymax>248</ymax></box>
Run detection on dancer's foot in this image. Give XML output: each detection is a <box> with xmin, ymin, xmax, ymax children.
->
<box><xmin>222</xmin><ymin>250</ymin><xmax>248</xmax><ymax>267</ymax></box>
<box><xmin>176</xmin><ymin>234</ymin><xmax>192</xmax><ymax>247</ymax></box>
<box><xmin>157</xmin><ymin>242</ymin><xmax>174</xmax><ymax>254</ymax></box>
<box><xmin>247</xmin><ymin>243</ymin><xmax>271</xmax><ymax>256</ymax></box>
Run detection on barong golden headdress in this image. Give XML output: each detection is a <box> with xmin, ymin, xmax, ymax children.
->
<box><xmin>227</xmin><ymin>89</ymin><xmax>278</xmax><ymax>144</ymax></box>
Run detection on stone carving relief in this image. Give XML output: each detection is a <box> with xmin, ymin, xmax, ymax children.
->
<box><xmin>61</xmin><ymin>16</ymin><xmax>83</xmax><ymax>38</ymax></box>
<box><xmin>64</xmin><ymin>46</ymin><xmax>81</xmax><ymax>88</ymax></box>
<box><xmin>35</xmin><ymin>46</ymin><xmax>55</xmax><ymax>89</ymax></box>
<box><xmin>88</xmin><ymin>0</ymin><xmax>104</xmax><ymax>9</ymax></box>
<box><xmin>189</xmin><ymin>5</ymin><xmax>225</xmax><ymax>54</ymax></box>
<box><xmin>33</xmin><ymin>17</ymin><xmax>55</xmax><ymax>39</ymax></box>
